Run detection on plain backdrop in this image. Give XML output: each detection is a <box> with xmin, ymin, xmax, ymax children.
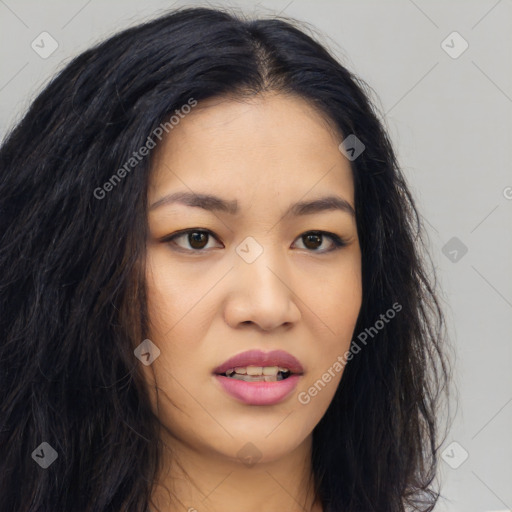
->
<box><xmin>1</xmin><ymin>1</ymin><xmax>511</xmax><ymax>511</ymax></box>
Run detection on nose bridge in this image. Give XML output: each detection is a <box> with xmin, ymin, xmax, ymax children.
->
<box><xmin>225</xmin><ymin>234</ymin><xmax>301</xmax><ymax>330</ymax></box>
<box><xmin>237</xmin><ymin>234</ymin><xmax>288</xmax><ymax>298</ymax></box>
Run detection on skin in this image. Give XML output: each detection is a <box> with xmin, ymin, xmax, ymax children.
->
<box><xmin>143</xmin><ymin>91</ymin><xmax>362</xmax><ymax>512</ymax></box>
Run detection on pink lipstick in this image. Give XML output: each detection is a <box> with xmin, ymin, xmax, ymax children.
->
<box><xmin>212</xmin><ymin>349</ymin><xmax>304</xmax><ymax>405</ymax></box>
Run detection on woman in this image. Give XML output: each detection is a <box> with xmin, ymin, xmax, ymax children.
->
<box><xmin>0</xmin><ymin>6</ymin><xmax>451</xmax><ymax>512</ymax></box>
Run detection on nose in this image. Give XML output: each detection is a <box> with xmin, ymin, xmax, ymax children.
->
<box><xmin>223</xmin><ymin>244</ymin><xmax>302</xmax><ymax>332</ymax></box>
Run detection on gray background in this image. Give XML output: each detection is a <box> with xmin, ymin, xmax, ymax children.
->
<box><xmin>1</xmin><ymin>1</ymin><xmax>511</xmax><ymax>510</ymax></box>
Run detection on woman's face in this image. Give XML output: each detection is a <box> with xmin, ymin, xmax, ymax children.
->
<box><xmin>144</xmin><ymin>92</ymin><xmax>362</xmax><ymax>465</ymax></box>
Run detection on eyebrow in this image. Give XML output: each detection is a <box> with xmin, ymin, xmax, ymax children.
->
<box><xmin>149</xmin><ymin>191</ymin><xmax>355</xmax><ymax>217</ymax></box>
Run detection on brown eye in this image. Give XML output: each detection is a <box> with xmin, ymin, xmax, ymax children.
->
<box><xmin>303</xmin><ymin>233</ymin><xmax>322</xmax><ymax>250</ymax></box>
<box><xmin>188</xmin><ymin>231</ymin><xmax>209</xmax><ymax>249</ymax></box>
<box><xmin>163</xmin><ymin>229</ymin><xmax>222</xmax><ymax>252</ymax></box>
<box><xmin>294</xmin><ymin>231</ymin><xmax>347</xmax><ymax>253</ymax></box>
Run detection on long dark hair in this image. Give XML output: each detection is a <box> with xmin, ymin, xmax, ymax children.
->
<box><xmin>0</xmin><ymin>7</ymin><xmax>451</xmax><ymax>511</ymax></box>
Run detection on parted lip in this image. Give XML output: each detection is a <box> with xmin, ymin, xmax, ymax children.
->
<box><xmin>213</xmin><ymin>349</ymin><xmax>304</xmax><ymax>375</ymax></box>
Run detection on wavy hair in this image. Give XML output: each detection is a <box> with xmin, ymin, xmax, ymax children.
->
<box><xmin>0</xmin><ymin>7</ymin><xmax>451</xmax><ymax>511</ymax></box>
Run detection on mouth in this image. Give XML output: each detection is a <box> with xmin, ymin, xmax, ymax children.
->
<box><xmin>212</xmin><ymin>350</ymin><xmax>304</xmax><ymax>405</ymax></box>
<box><xmin>212</xmin><ymin>349</ymin><xmax>304</xmax><ymax>379</ymax></box>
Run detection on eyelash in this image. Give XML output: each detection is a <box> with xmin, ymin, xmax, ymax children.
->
<box><xmin>161</xmin><ymin>229</ymin><xmax>348</xmax><ymax>254</ymax></box>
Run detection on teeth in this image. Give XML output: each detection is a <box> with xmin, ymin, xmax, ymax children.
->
<box><xmin>224</xmin><ymin>365</ymin><xmax>292</xmax><ymax>382</ymax></box>
<box><xmin>246</xmin><ymin>366</ymin><xmax>263</xmax><ymax>376</ymax></box>
<box><xmin>228</xmin><ymin>373</ymin><xmax>284</xmax><ymax>382</ymax></box>
<box><xmin>227</xmin><ymin>365</ymin><xmax>290</xmax><ymax>376</ymax></box>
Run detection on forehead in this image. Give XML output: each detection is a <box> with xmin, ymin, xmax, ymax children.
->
<box><xmin>148</xmin><ymin>92</ymin><xmax>354</xmax><ymax>203</ymax></box>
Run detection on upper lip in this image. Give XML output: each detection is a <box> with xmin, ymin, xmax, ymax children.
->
<box><xmin>213</xmin><ymin>349</ymin><xmax>304</xmax><ymax>375</ymax></box>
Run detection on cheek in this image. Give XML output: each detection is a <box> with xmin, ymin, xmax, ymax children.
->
<box><xmin>145</xmin><ymin>251</ymin><xmax>173</xmax><ymax>333</ymax></box>
<box><xmin>142</xmin><ymin>259</ymin><xmax>208</xmax><ymax>425</ymax></box>
<box><xmin>300</xmin><ymin>257</ymin><xmax>362</xmax><ymax>395</ymax></box>
<box><xmin>143</xmin><ymin>252</ymin><xmax>201</xmax><ymax>396</ymax></box>
<box><xmin>306</xmin><ymin>255</ymin><xmax>362</xmax><ymax>341</ymax></box>
<box><xmin>142</xmin><ymin>266</ymin><xmax>223</xmax><ymax>452</ymax></box>
<box><xmin>144</xmin><ymin>248</ymin><xmax>220</xmax><ymax>384</ymax></box>
<box><xmin>145</xmin><ymin>247</ymin><xmax>211</xmax><ymax>336</ymax></box>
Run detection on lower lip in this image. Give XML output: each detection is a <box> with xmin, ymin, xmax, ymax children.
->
<box><xmin>214</xmin><ymin>374</ymin><xmax>301</xmax><ymax>405</ymax></box>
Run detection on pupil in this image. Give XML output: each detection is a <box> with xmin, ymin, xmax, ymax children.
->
<box><xmin>304</xmin><ymin>233</ymin><xmax>321</xmax><ymax>249</ymax></box>
<box><xmin>189</xmin><ymin>232</ymin><xmax>207</xmax><ymax>249</ymax></box>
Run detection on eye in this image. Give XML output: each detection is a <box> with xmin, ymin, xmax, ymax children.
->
<box><xmin>162</xmin><ymin>229</ymin><xmax>222</xmax><ymax>252</ymax></box>
<box><xmin>293</xmin><ymin>231</ymin><xmax>347</xmax><ymax>253</ymax></box>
